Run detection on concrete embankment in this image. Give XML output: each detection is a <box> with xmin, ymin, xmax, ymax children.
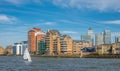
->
<box><xmin>82</xmin><ymin>55</ymin><xmax>120</xmax><ymax>58</ymax></box>
<box><xmin>31</xmin><ymin>54</ymin><xmax>81</xmax><ymax>58</ymax></box>
<box><xmin>1</xmin><ymin>54</ymin><xmax>120</xmax><ymax>58</ymax></box>
<box><xmin>31</xmin><ymin>54</ymin><xmax>120</xmax><ymax>58</ymax></box>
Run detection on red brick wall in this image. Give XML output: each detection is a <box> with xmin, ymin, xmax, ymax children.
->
<box><xmin>28</xmin><ymin>28</ymin><xmax>45</xmax><ymax>53</ymax></box>
<box><xmin>28</xmin><ymin>31</ymin><xmax>35</xmax><ymax>52</ymax></box>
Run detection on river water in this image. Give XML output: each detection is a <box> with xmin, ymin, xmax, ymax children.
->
<box><xmin>0</xmin><ymin>56</ymin><xmax>120</xmax><ymax>71</ymax></box>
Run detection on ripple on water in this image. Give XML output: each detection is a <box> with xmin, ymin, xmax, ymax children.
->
<box><xmin>1</xmin><ymin>56</ymin><xmax>120</xmax><ymax>71</ymax></box>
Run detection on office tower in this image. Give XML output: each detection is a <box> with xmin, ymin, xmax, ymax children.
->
<box><xmin>87</xmin><ymin>28</ymin><xmax>94</xmax><ymax>45</ymax></box>
<box><xmin>103</xmin><ymin>30</ymin><xmax>111</xmax><ymax>44</ymax></box>
<box><xmin>28</xmin><ymin>28</ymin><xmax>45</xmax><ymax>53</ymax></box>
<box><xmin>95</xmin><ymin>33</ymin><xmax>104</xmax><ymax>45</ymax></box>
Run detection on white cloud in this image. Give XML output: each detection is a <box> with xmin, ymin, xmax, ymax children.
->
<box><xmin>59</xmin><ymin>19</ymin><xmax>83</xmax><ymax>25</ymax></box>
<box><xmin>0</xmin><ymin>14</ymin><xmax>18</xmax><ymax>24</ymax></box>
<box><xmin>62</xmin><ymin>31</ymin><xmax>78</xmax><ymax>34</ymax></box>
<box><xmin>0</xmin><ymin>15</ymin><xmax>10</xmax><ymax>22</ymax></box>
<box><xmin>3</xmin><ymin>0</ymin><xmax>120</xmax><ymax>12</ymax></box>
<box><xmin>102</xmin><ymin>20</ymin><xmax>120</xmax><ymax>24</ymax></box>
<box><xmin>4</xmin><ymin>0</ymin><xmax>41</xmax><ymax>6</ymax></box>
<box><xmin>44</xmin><ymin>22</ymin><xmax>55</xmax><ymax>26</ymax></box>
<box><xmin>35</xmin><ymin>21</ymin><xmax>56</xmax><ymax>26</ymax></box>
<box><xmin>5</xmin><ymin>0</ymin><xmax>22</xmax><ymax>5</ymax></box>
<box><xmin>60</xmin><ymin>19</ymin><xmax>76</xmax><ymax>24</ymax></box>
<box><xmin>52</xmin><ymin>0</ymin><xmax>120</xmax><ymax>12</ymax></box>
<box><xmin>4</xmin><ymin>0</ymin><xmax>29</xmax><ymax>5</ymax></box>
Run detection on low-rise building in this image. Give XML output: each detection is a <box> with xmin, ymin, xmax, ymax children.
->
<box><xmin>73</xmin><ymin>40</ymin><xmax>92</xmax><ymax>54</ymax></box>
<box><xmin>96</xmin><ymin>44</ymin><xmax>112</xmax><ymax>55</ymax></box>
<box><xmin>13</xmin><ymin>43</ymin><xmax>22</xmax><ymax>55</ymax></box>
<box><xmin>80</xmin><ymin>47</ymin><xmax>96</xmax><ymax>57</ymax></box>
<box><xmin>0</xmin><ymin>46</ymin><xmax>5</xmax><ymax>55</ymax></box>
<box><xmin>13</xmin><ymin>41</ymin><xmax>28</xmax><ymax>55</ymax></box>
<box><xmin>96</xmin><ymin>45</ymin><xmax>102</xmax><ymax>54</ymax></box>
<box><xmin>81</xmin><ymin>47</ymin><xmax>96</xmax><ymax>52</ymax></box>
<box><xmin>112</xmin><ymin>42</ymin><xmax>120</xmax><ymax>54</ymax></box>
<box><xmin>5</xmin><ymin>45</ymin><xmax>13</xmax><ymax>55</ymax></box>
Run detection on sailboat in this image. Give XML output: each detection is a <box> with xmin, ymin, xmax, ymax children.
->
<box><xmin>23</xmin><ymin>48</ymin><xmax>32</xmax><ymax>62</ymax></box>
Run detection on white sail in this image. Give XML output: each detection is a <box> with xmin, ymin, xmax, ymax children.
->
<box><xmin>23</xmin><ymin>48</ymin><xmax>28</xmax><ymax>59</ymax></box>
<box><xmin>23</xmin><ymin>48</ymin><xmax>32</xmax><ymax>62</ymax></box>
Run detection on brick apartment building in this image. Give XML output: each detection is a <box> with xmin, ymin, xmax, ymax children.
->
<box><xmin>28</xmin><ymin>28</ymin><xmax>45</xmax><ymax>53</ymax></box>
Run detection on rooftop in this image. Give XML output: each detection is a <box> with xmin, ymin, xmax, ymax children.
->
<box><xmin>29</xmin><ymin>28</ymin><xmax>42</xmax><ymax>32</ymax></box>
<box><xmin>48</xmin><ymin>30</ymin><xmax>60</xmax><ymax>35</ymax></box>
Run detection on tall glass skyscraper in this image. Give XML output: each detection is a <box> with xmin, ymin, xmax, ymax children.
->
<box><xmin>95</xmin><ymin>33</ymin><xmax>104</xmax><ymax>45</ymax></box>
<box><xmin>103</xmin><ymin>30</ymin><xmax>111</xmax><ymax>44</ymax></box>
<box><xmin>87</xmin><ymin>28</ymin><xmax>94</xmax><ymax>45</ymax></box>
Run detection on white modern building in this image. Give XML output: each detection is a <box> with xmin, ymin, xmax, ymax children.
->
<box><xmin>13</xmin><ymin>41</ymin><xmax>28</xmax><ymax>55</ymax></box>
<box><xmin>13</xmin><ymin>43</ymin><xmax>22</xmax><ymax>55</ymax></box>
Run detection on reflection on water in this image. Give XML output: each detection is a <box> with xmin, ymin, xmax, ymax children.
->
<box><xmin>0</xmin><ymin>56</ymin><xmax>120</xmax><ymax>71</ymax></box>
<box><xmin>24</xmin><ymin>61</ymin><xmax>32</xmax><ymax>65</ymax></box>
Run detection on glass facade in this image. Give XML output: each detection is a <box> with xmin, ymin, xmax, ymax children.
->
<box><xmin>13</xmin><ymin>46</ymin><xmax>16</xmax><ymax>54</ymax></box>
<box><xmin>81</xmin><ymin>34</ymin><xmax>92</xmax><ymax>42</ymax></box>
<box><xmin>87</xmin><ymin>28</ymin><xmax>94</xmax><ymax>45</ymax></box>
<box><xmin>95</xmin><ymin>33</ymin><xmax>103</xmax><ymax>45</ymax></box>
<box><xmin>38</xmin><ymin>40</ymin><xmax>46</xmax><ymax>54</ymax></box>
<box><xmin>103</xmin><ymin>30</ymin><xmax>111</xmax><ymax>44</ymax></box>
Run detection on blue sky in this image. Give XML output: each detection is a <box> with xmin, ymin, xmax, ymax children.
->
<box><xmin>0</xmin><ymin>0</ymin><xmax>120</xmax><ymax>47</ymax></box>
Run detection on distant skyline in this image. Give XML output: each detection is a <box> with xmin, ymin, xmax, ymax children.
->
<box><xmin>0</xmin><ymin>0</ymin><xmax>120</xmax><ymax>47</ymax></box>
